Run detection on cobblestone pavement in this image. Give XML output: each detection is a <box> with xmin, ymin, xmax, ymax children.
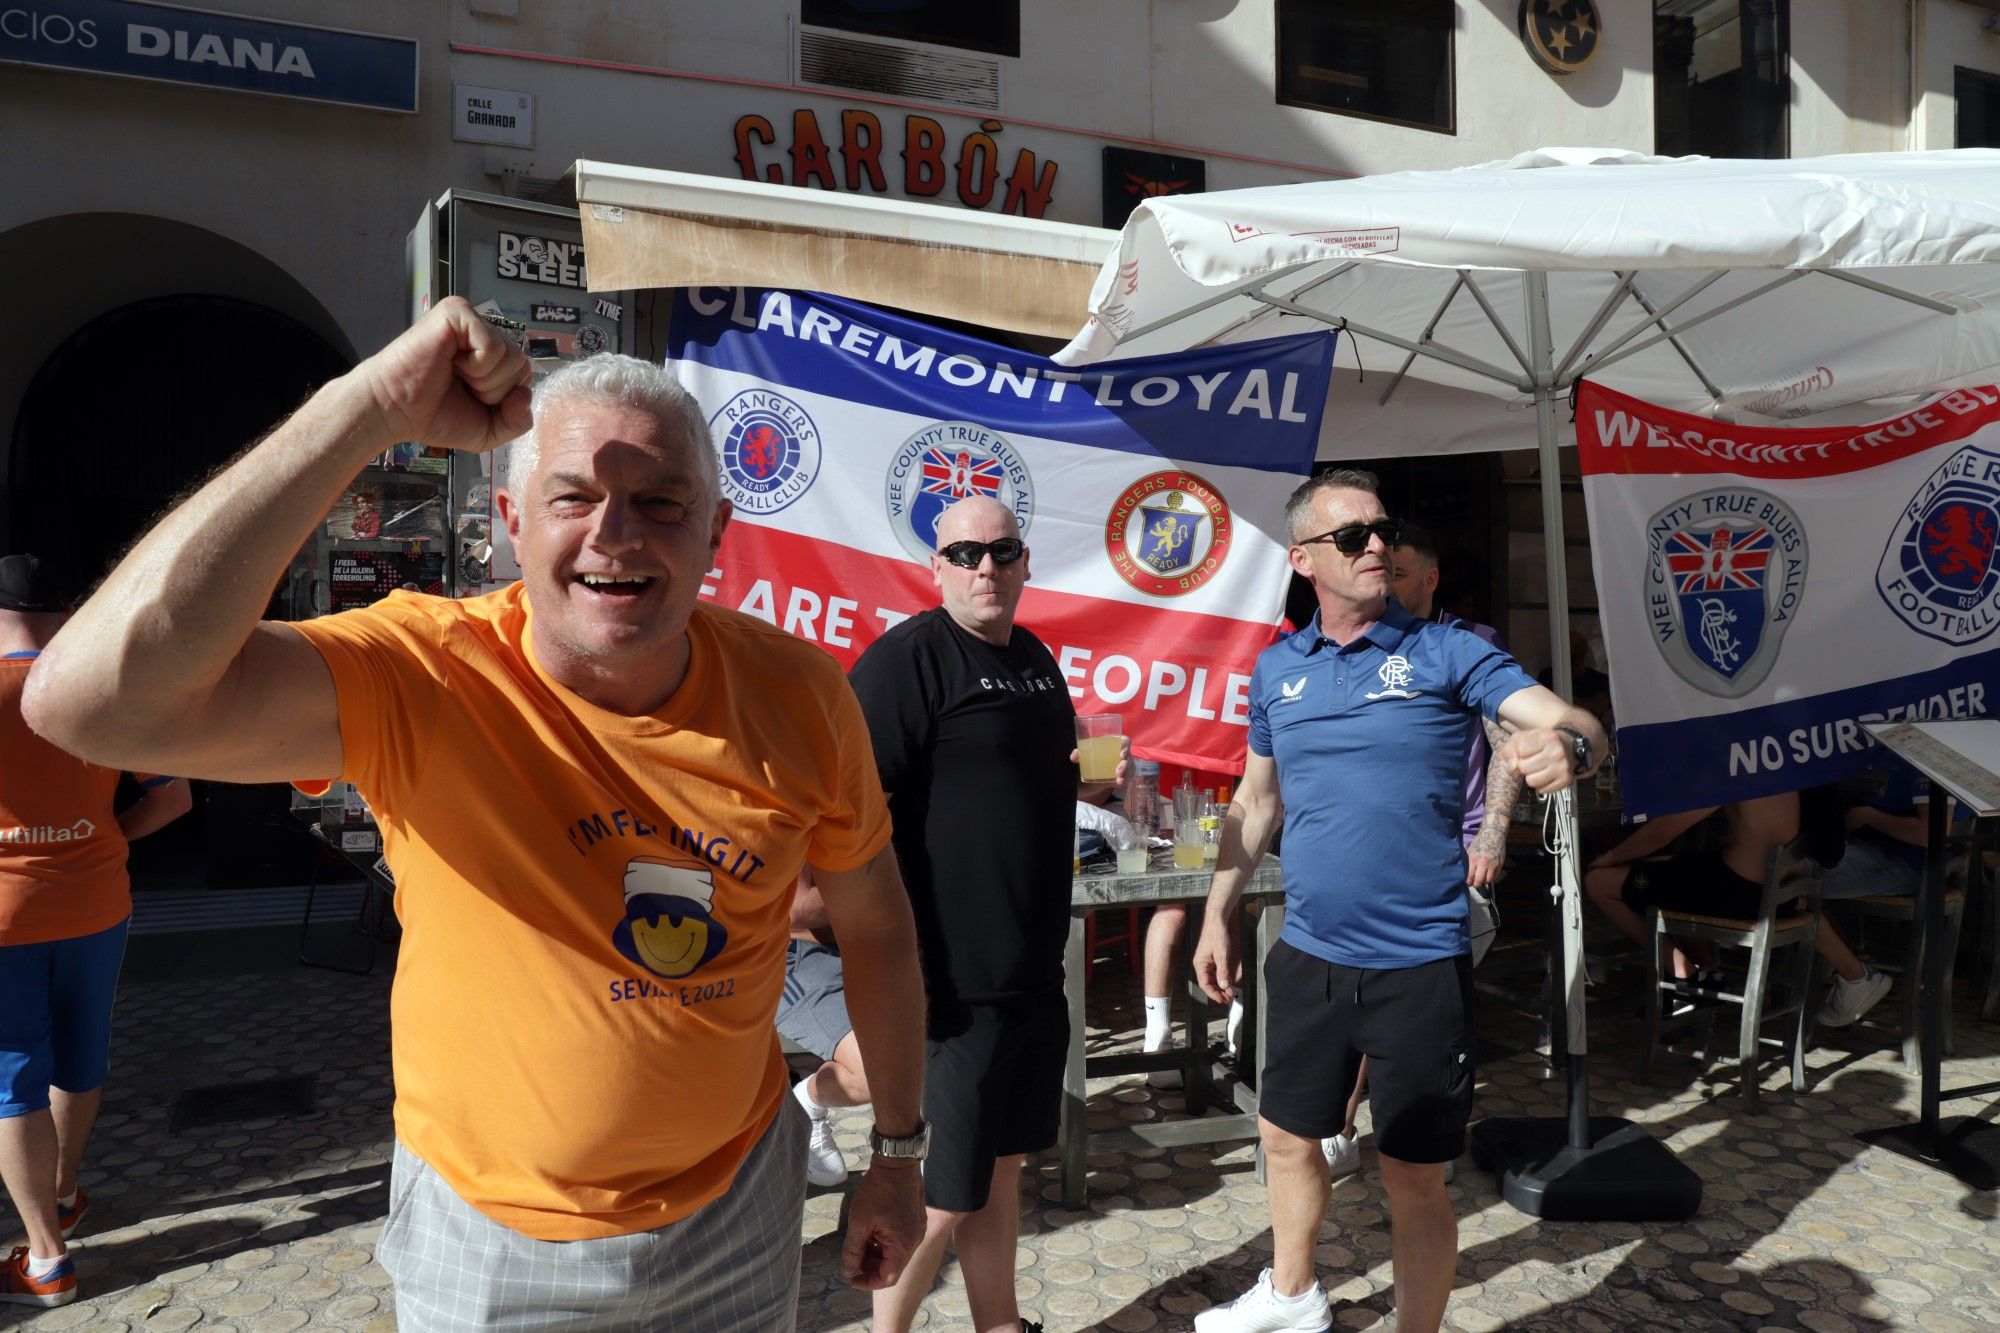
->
<box><xmin>5</xmin><ymin>934</ymin><xmax>1998</xmax><ymax>1332</ymax></box>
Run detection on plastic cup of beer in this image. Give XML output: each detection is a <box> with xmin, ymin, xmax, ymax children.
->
<box><xmin>1173</xmin><ymin>817</ymin><xmax>1206</xmax><ymax>869</ymax></box>
<box><xmin>1075</xmin><ymin>713</ymin><xmax>1124</xmax><ymax>783</ymax></box>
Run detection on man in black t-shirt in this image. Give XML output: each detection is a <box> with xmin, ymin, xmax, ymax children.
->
<box><xmin>852</xmin><ymin>496</ymin><xmax>1113</xmax><ymax>1333</ymax></box>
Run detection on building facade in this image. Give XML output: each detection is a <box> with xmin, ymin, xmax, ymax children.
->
<box><xmin>4</xmin><ymin>0</ymin><xmax>1999</xmax><ymax>878</ymax></box>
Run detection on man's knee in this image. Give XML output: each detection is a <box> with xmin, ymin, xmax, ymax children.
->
<box><xmin>1377</xmin><ymin>1152</ymin><xmax>1450</xmax><ymax>1202</ymax></box>
<box><xmin>1258</xmin><ymin>1116</ymin><xmax>1321</xmax><ymax>1164</ymax></box>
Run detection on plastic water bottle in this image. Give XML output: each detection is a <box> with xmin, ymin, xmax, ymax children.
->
<box><xmin>1125</xmin><ymin>760</ymin><xmax>1161</xmax><ymax>843</ymax></box>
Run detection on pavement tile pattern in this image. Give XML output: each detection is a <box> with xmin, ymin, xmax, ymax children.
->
<box><xmin>4</xmin><ymin>939</ymin><xmax>1998</xmax><ymax>1331</ymax></box>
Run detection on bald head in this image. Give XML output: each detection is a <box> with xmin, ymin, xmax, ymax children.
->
<box><xmin>935</xmin><ymin>496</ymin><xmax>1019</xmax><ymax>548</ymax></box>
<box><xmin>929</xmin><ymin>495</ymin><xmax>1029</xmax><ymax>646</ymax></box>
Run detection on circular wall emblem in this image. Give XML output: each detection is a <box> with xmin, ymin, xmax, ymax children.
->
<box><xmin>1104</xmin><ymin>470</ymin><xmax>1234</xmax><ymax>598</ymax></box>
<box><xmin>884</xmin><ymin>422</ymin><xmax>1034</xmax><ymax>563</ymax></box>
<box><xmin>574</xmin><ymin>324</ymin><xmax>608</xmax><ymax>356</ymax></box>
<box><xmin>1875</xmin><ymin>444</ymin><xmax>2000</xmax><ymax>647</ymax></box>
<box><xmin>1643</xmin><ymin>487</ymin><xmax>1808</xmax><ymax>698</ymax></box>
<box><xmin>711</xmin><ymin>389</ymin><xmax>823</xmax><ymax>516</ymax></box>
<box><xmin>1519</xmin><ymin>0</ymin><xmax>1601</xmax><ymax>75</ymax></box>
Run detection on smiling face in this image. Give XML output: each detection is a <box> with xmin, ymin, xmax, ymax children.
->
<box><xmin>1289</xmin><ymin>485</ymin><xmax>1392</xmax><ymax>620</ymax></box>
<box><xmin>930</xmin><ymin>496</ymin><xmax>1029</xmax><ymax>645</ymax></box>
<box><xmin>496</xmin><ymin>397</ymin><xmax>731</xmax><ymax>711</ymax></box>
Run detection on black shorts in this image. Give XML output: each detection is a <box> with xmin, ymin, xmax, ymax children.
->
<box><xmin>1619</xmin><ymin>850</ymin><xmax>1762</xmax><ymax>919</ymax></box>
<box><xmin>921</xmin><ymin>994</ymin><xmax>1067</xmax><ymax>1213</ymax></box>
<box><xmin>1258</xmin><ymin>941</ymin><xmax>1475</xmax><ymax>1165</ymax></box>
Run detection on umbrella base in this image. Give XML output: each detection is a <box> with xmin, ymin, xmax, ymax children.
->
<box><xmin>1857</xmin><ymin>1117</ymin><xmax>2000</xmax><ymax>1190</ymax></box>
<box><xmin>1469</xmin><ymin>1115</ymin><xmax>1701</xmax><ymax>1221</ymax></box>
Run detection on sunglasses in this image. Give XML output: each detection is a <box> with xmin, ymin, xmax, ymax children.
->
<box><xmin>938</xmin><ymin>538</ymin><xmax>1026</xmax><ymax>569</ymax></box>
<box><xmin>1296</xmin><ymin>518</ymin><xmax>1403</xmax><ymax>556</ymax></box>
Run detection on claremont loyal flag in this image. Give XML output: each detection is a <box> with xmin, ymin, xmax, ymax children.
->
<box><xmin>667</xmin><ymin>287</ymin><xmax>1334</xmax><ymax>772</ymax></box>
<box><xmin>1579</xmin><ymin>380</ymin><xmax>1999</xmax><ymax>817</ymax></box>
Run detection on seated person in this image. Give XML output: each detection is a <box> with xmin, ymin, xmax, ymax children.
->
<box><xmin>1821</xmin><ymin>762</ymin><xmax>1930</xmax><ymax>902</ymax></box>
<box><xmin>777</xmin><ymin>869</ymin><xmax>871</xmax><ymax>1188</ymax></box>
<box><xmin>1583</xmin><ymin>789</ymin><xmax>1891</xmax><ymax>1028</ymax></box>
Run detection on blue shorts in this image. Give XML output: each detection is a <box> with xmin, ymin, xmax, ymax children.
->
<box><xmin>0</xmin><ymin>918</ymin><xmax>131</xmax><ymax>1117</ymax></box>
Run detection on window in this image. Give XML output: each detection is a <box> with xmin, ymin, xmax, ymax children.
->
<box><xmin>1275</xmin><ymin>0</ymin><xmax>1455</xmax><ymax>133</ymax></box>
<box><xmin>801</xmin><ymin>1</ymin><xmax>1018</xmax><ymax>58</ymax></box>
<box><xmin>1654</xmin><ymin>0</ymin><xmax>1789</xmax><ymax>158</ymax></box>
<box><xmin>1957</xmin><ymin>67</ymin><xmax>2000</xmax><ymax>148</ymax></box>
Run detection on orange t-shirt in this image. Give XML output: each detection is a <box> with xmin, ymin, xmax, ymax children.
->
<box><xmin>291</xmin><ymin>586</ymin><xmax>891</xmax><ymax>1241</ymax></box>
<box><xmin>0</xmin><ymin>653</ymin><xmax>165</xmax><ymax>946</ymax></box>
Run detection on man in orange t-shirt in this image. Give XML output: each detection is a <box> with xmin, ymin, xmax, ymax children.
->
<box><xmin>24</xmin><ymin>301</ymin><xmax>928</xmax><ymax>1331</ymax></box>
<box><xmin>0</xmin><ymin>555</ymin><xmax>190</xmax><ymax>1309</ymax></box>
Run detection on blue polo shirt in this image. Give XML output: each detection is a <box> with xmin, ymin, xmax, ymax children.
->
<box><xmin>1249</xmin><ymin>600</ymin><xmax>1538</xmax><ymax>969</ymax></box>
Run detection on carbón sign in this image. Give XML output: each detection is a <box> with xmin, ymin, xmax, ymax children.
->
<box><xmin>733</xmin><ymin>108</ymin><xmax>1060</xmax><ymax>217</ymax></box>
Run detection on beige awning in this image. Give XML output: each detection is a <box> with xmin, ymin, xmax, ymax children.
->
<box><xmin>573</xmin><ymin>161</ymin><xmax>1116</xmax><ymax>340</ymax></box>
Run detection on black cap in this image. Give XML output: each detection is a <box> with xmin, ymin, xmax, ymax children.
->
<box><xmin>0</xmin><ymin>555</ymin><xmax>67</xmax><ymax>613</ymax></box>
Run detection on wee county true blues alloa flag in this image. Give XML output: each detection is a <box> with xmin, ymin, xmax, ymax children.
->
<box><xmin>1580</xmin><ymin>381</ymin><xmax>1998</xmax><ymax>817</ymax></box>
<box><xmin>668</xmin><ymin>288</ymin><xmax>1333</xmax><ymax>772</ymax></box>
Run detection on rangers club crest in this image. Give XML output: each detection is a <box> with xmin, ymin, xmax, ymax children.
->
<box><xmin>885</xmin><ymin>422</ymin><xmax>1034</xmax><ymax>562</ymax></box>
<box><xmin>711</xmin><ymin>389</ymin><xmax>822</xmax><ymax>516</ymax></box>
<box><xmin>1644</xmin><ymin>488</ymin><xmax>1808</xmax><ymax>698</ymax></box>
<box><xmin>1104</xmin><ymin>471</ymin><xmax>1234</xmax><ymax>597</ymax></box>
<box><xmin>1876</xmin><ymin>443</ymin><xmax>2000</xmax><ymax>646</ymax></box>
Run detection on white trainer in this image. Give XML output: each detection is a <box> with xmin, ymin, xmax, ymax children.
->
<box><xmin>1320</xmin><ymin>1130</ymin><xmax>1360</xmax><ymax>1178</ymax></box>
<box><xmin>794</xmin><ymin>1078</ymin><xmax>849</xmax><ymax>1187</ymax></box>
<box><xmin>1193</xmin><ymin>1268</ymin><xmax>1331</xmax><ymax>1333</ymax></box>
<box><xmin>1817</xmin><ymin>967</ymin><xmax>1892</xmax><ymax>1028</ymax></box>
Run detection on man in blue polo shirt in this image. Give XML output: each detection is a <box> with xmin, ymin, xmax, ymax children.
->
<box><xmin>1191</xmin><ymin>470</ymin><xmax>1606</xmax><ymax>1333</ymax></box>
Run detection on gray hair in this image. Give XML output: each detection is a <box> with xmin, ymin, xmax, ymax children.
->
<box><xmin>505</xmin><ymin>355</ymin><xmax>717</xmax><ymax>502</ymax></box>
<box><xmin>1283</xmin><ymin>467</ymin><xmax>1379</xmax><ymax>540</ymax></box>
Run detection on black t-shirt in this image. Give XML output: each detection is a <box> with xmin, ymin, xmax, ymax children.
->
<box><xmin>850</xmin><ymin>608</ymin><xmax>1077</xmax><ymax>1009</ymax></box>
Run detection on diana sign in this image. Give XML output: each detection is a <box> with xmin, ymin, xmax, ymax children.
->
<box><xmin>0</xmin><ymin>0</ymin><xmax>419</xmax><ymax>112</ymax></box>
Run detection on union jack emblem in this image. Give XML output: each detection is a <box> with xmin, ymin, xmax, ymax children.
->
<box><xmin>920</xmin><ymin>448</ymin><xmax>1004</xmax><ymax>501</ymax></box>
<box><xmin>1665</xmin><ymin>526</ymin><xmax>1773</xmax><ymax>594</ymax></box>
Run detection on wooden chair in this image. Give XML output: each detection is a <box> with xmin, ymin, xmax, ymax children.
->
<box><xmin>1084</xmin><ymin>906</ymin><xmax>1141</xmax><ymax>979</ymax></box>
<box><xmin>1831</xmin><ymin>817</ymin><xmax>1994</xmax><ymax>1067</ymax></box>
<box><xmin>1639</xmin><ymin>844</ymin><xmax>1821</xmax><ymax>1108</ymax></box>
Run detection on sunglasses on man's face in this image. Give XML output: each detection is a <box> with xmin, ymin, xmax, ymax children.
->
<box><xmin>938</xmin><ymin>538</ymin><xmax>1026</xmax><ymax>569</ymax></box>
<box><xmin>1296</xmin><ymin>517</ymin><xmax>1403</xmax><ymax>556</ymax></box>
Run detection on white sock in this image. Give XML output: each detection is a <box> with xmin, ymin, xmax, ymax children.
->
<box><xmin>792</xmin><ymin>1074</ymin><xmax>828</xmax><ymax>1119</ymax></box>
<box><xmin>57</xmin><ymin>1190</ymin><xmax>76</xmax><ymax>1209</ymax></box>
<box><xmin>1271</xmin><ymin>1275</ymin><xmax>1319</xmax><ymax>1304</ymax></box>
<box><xmin>1143</xmin><ymin>996</ymin><xmax>1171</xmax><ymax>1048</ymax></box>
<box><xmin>1226</xmin><ymin>998</ymin><xmax>1245</xmax><ymax>1054</ymax></box>
<box><xmin>26</xmin><ymin>1251</ymin><xmax>63</xmax><ymax>1278</ymax></box>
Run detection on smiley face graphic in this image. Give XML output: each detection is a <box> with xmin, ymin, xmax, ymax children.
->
<box><xmin>612</xmin><ymin>857</ymin><xmax>727</xmax><ymax>980</ymax></box>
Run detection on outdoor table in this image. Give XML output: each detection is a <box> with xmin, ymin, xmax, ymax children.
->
<box><xmin>288</xmin><ymin>810</ymin><xmax>398</xmax><ymax>975</ymax></box>
<box><xmin>1060</xmin><ymin>854</ymin><xmax>1286</xmax><ymax>1208</ymax></box>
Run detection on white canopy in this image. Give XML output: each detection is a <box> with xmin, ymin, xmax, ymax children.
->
<box><xmin>1055</xmin><ymin>148</ymin><xmax>2000</xmax><ymax>456</ymax></box>
<box><xmin>1052</xmin><ymin>148</ymin><xmax>2000</xmax><ymax>1094</ymax></box>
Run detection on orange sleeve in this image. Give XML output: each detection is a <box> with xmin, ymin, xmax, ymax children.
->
<box><xmin>806</xmin><ymin>659</ymin><xmax>893</xmax><ymax>873</ymax></box>
<box><xmin>285</xmin><ymin>594</ymin><xmax>447</xmax><ymax>820</ymax></box>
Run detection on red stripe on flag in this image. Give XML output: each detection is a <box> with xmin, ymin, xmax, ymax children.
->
<box><xmin>1577</xmin><ymin>380</ymin><xmax>2000</xmax><ymax>478</ymax></box>
<box><xmin>700</xmin><ymin>524</ymin><xmax>1281</xmax><ymax>774</ymax></box>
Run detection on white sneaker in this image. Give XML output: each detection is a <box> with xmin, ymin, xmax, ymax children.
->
<box><xmin>1320</xmin><ymin>1130</ymin><xmax>1359</xmax><ymax>1178</ymax></box>
<box><xmin>1818</xmin><ymin>967</ymin><xmax>1892</xmax><ymax>1028</ymax></box>
<box><xmin>1194</xmin><ymin>1269</ymin><xmax>1330</xmax><ymax>1333</ymax></box>
<box><xmin>794</xmin><ymin>1080</ymin><xmax>849</xmax><ymax>1187</ymax></box>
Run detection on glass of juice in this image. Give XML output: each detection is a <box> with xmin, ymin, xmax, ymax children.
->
<box><xmin>1115</xmin><ymin>828</ymin><xmax>1149</xmax><ymax>875</ymax></box>
<box><xmin>1173</xmin><ymin>817</ymin><xmax>1206</xmax><ymax>869</ymax></box>
<box><xmin>1074</xmin><ymin>713</ymin><xmax>1125</xmax><ymax>783</ymax></box>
